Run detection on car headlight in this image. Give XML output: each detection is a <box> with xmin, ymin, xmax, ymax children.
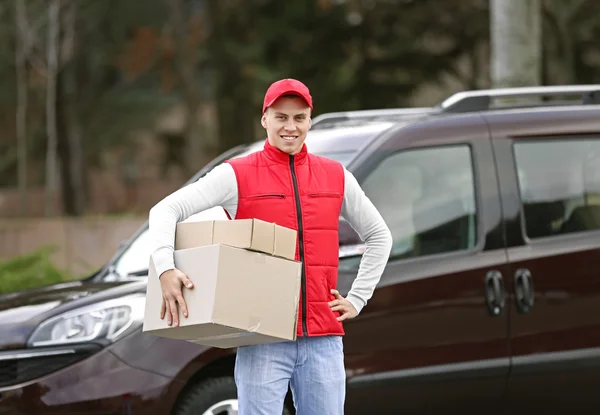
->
<box><xmin>28</xmin><ymin>294</ymin><xmax>146</xmax><ymax>347</ymax></box>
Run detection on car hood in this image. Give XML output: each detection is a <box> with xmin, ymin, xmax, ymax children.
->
<box><xmin>0</xmin><ymin>279</ymin><xmax>147</xmax><ymax>350</ymax></box>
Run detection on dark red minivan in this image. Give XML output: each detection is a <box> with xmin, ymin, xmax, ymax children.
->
<box><xmin>1</xmin><ymin>85</ymin><xmax>599</xmax><ymax>415</ymax></box>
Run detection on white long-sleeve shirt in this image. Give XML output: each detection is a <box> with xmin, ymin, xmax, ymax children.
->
<box><xmin>149</xmin><ymin>162</ymin><xmax>392</xmax><ymax>315</ymax></box>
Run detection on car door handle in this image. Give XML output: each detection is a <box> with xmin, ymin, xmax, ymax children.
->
<box><xmin>484</xmin><ymin>270</ymin><xmax>505</xmax><ymax>317</ymax></box>
<box><xmin>515</xmin><ymin>268</ymin><xmax>535</xmax><ymax>314</ymax></box>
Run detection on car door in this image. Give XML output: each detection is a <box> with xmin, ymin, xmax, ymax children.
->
<box><xmin>491</xmin><ymin>115</ymin><xmax>600</xmax><ymax>414</ymax></box>
<box><xmin>339</xmin><ymin>116</ymin><xmax>511</xmax><ymax>414</ymax></box>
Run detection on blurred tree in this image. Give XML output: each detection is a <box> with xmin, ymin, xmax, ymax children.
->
<box><xmin>340</xmin><ymin>0</ymin><xmax>490</xmax><ymax>107</ymax></box>
<box><xmin>57</xmin><ymin>0</ymin><xmax>85</xmax><ymax>215</ymax></box>
<box><xmin>543</xmin><ymin>0</ymin><xmax>600</xmax><ymax>84</ymax></box>
<box><xmin>14</xmin><ymin>0</ymin><xmax>28</xmax><ymax>215</ymax></box>
<box><xmin>205</xmin><ymin>0</ymin><xmax>491</xmax><ymax>150</ymax></box>
<box><xmin>165</xmin><ymin>0</ymin><xmax>216</xmax><ymax>174</ymax></box>
<box><xmin>251</xmin><ymin>0</ymin><xmax>355</xmax><ymax>113</ymax></box>
<box><xmin>0</xmin><ymin>0</ymin><xmax>598</xmax><ymax>218</ymax></box>
<box><xmin>205</xmin><ymin>0</ymin><xmax>260</xmax><ymax>153</ymax></box>
<box><xmin>8</xmin><ymin>0</ymin><xmax>177</xmax><ymax>215</ymax></box>
<box><xmin>45</xmin><ymin>0</ymin><xmax>59</xmax><ymax>216</ymax></box>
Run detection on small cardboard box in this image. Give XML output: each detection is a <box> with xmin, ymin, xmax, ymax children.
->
<box><xmin>175</xmin><ymin>219</ymin><xmax>297</xmax><ymax>260</ymax></box>
<box><xmin>143</xmin><ymin>220</ymin><xmax>301</xmax><ymax>348</ymax></box>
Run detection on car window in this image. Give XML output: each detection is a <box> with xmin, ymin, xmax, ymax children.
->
<box><xmin>514</xmin><ymin>138</ymin><xmax>600</xmax><ymax>239</ymax></box>
<box><xmin>359</xmin><ymin>145</ymin><xmax>478</xmax><ymax>260</ymax></box>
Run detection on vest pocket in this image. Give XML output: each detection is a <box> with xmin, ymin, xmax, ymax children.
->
<box><xmin>308</xmin><ymin>192</ymin><xmax>342</xmax><ymax>198</ymax></box>
<box><xmin>248</xmin><ymin>193</ymin><xmax>286</xmax><ymax>199</ymax></box>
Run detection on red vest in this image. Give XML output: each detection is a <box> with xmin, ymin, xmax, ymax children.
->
<box><xmin>226</xmin><ymin>140</ymin><xmax>345</xmax><ymax>337</ymax></box>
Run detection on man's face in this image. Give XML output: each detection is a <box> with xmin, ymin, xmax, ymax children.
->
<box><xmin>262</xmin><ymin>96</ymin><xmax>312</xmax><ymax>155</ymax></box>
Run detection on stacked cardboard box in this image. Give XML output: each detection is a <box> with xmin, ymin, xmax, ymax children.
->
<box><xmin>142</xmin><ymin>219</ymin><xmax>301</xmax><ymax>349</ymax></box>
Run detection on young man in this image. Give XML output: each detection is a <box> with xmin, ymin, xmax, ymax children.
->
<box><xmin>149</xmin><ymin>78</ymin><xmax>392</xmax><ymax>414</ymax></box>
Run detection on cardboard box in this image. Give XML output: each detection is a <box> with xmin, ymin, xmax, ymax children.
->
<box><xmin>143</xmin><ymin>220</ymin><xmax>301</xmax><ymax>349</ymax></box>
<box><xmin>175</xmin><ymin>219</ymin><xmax>297</xmax><ymax>260</ymax></box>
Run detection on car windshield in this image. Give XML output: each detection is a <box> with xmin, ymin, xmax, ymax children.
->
<box><xmin>233</xmin><ymin>122</ymin><xmax>394</xmax><ymax>162</ymax></box>
<box><xmin>107</xmin><ymin>122</ymin><xmax>393</xmax><ymax>281</ymax></box>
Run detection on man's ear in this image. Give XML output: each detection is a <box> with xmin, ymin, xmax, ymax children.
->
<box><xmin>308</xmin><ymin>117</ymin><xmax>312</xmax><ymax>130</ymax></box>
<box><xmin>261</xmin><ymin>113</ymin><xmax>267</xmax><ymax>129</ymax></box>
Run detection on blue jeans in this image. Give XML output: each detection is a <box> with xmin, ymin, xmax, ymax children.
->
<box><xmin>234</xmin><ymin>335</ymin><xmax>346</xmax><ymax>415</ymax></box>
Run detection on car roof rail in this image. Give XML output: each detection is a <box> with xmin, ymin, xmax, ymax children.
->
<box><xmin>311</xmin><ymin>107</ymin><xmax>436</xmax><ymax>129</ymax></box>
<box><xmin>310</xmin><ymin>85</ymin><xmax>600</xmax><ymax>129</ymax></box>
<box><xmin>439</xmin><ymin>84</ymin><xmax>600</xmax><ymax>113</ymax></box>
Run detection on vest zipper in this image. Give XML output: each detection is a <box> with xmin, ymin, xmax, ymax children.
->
<box><xmin>289</xmin><ymin>154</ymin><xmax>308</xmax><ymax>336</ymax></box>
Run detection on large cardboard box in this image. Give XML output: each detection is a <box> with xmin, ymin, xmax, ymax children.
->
<box><xmin>143</xmin><ymin>220</ymin><xmax>301</xmax><ymax>349</ymax></box>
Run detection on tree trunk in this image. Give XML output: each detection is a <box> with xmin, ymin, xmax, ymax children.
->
<box><xmin>55</xmin><ymin>82</ymin><xmax>74</xmax><ymax>215</ymax></box>
<box><xmin>490</xmin><ymin>0</ymin><xmax>542</xmax><ymax>88</ymax></box>
<box><xmin>45</xmin><ymin>0</ymin><xmax>60</xmax><ymax>216</ymax></box>
<box><xmin>15</xmin><ymin>0</ymin><xmax>28</xmax><ymax>216</ymax></box>
<box><xmin>61</xmin><ymin>1</ymin><xmax>86</xmax><ymax>215</ymax></box>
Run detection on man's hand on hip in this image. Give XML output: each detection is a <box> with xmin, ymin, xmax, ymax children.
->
<box><xmin>329</xmin><ymin>289</ymin><xmax>358</xmax><ymax>322</ymax></box>
<box><xmin>159</xmin><ymin>269</ymin><xmax>194</xmax><ymax>327</ymax></box>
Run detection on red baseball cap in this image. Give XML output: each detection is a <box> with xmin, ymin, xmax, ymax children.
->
<box><xmin>262</xmin><ymin>78</ymin><xmax>313</xmax><ymax>114</ymax></box>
